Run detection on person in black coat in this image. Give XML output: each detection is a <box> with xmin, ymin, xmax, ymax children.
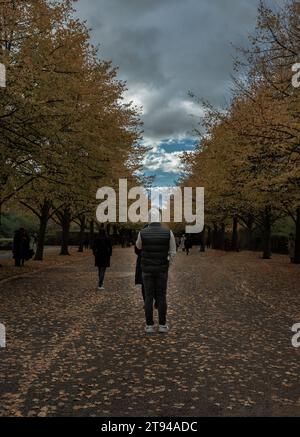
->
<box><xmin>13</xmin><ymin>227</ymin><xmax>30</xmax><ymax>267</ymax></box>
<box><xmin>184</xmin><ymin>234</ymin><xmax>192</xmax><ymax>255</ymax></box>
<box><xmin>93</xmin><ymin>229</ymin><xmax>112</xmax><ymax>290</ymax></box>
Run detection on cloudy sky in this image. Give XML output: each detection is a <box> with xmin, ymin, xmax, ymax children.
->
<box><xmin>75</xmin><ymin>0</ymin><xmax>267</xmax><ymax>186</ymax></box>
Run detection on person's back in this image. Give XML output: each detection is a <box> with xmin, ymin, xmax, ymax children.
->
<box><xmin>136</xmin><ymin>219</ymin><xmax>176</xmax><ymax>334</ymax></box>
<box><xmin>13</xmin><ymin>228</ymin><xmax>30</xmax><ymax>266</ymax></box>
<box><xmin>140</xmin><ymin>223</ymin><xmax>170</xmax><ymax>274</ymax></box>
<box><xmin>94</xmin><ymin>234</ymin><xmax>109</xmax><ymax>251</ymax></box>
<box><xmin>13</xmin><ymin>229</ymin><xmax>22</xmax><ymax>266</ymax></box>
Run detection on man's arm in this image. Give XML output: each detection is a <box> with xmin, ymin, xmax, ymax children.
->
<box><xmin>168</xmin><ymin>230</ymin><xmax>176</xmax><ymax>264</ymax></box>
<box><xmin>136</xmin><ymin>232</ymin><xmax>142</xmax><ymax>250</ymax></box>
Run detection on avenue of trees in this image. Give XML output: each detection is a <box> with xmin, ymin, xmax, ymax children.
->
<box><xmin>0</xmin><ymin>0</ymin><xmax>145</xmax><ymax>260</ymax></box>
<box><xmin>1</xmin><ymin>0</ymin><xmax>299</xmax><ymax>266</ymax></box>
<box><xmin>182</xmin><ymin>0</ymin><xmax>300</xmax><ymax>263</ymax></box>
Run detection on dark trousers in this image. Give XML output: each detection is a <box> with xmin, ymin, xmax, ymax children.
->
<box><xmin>141</xmin><ymin>283</ymin><xmax>145</xmax><ymax>301</ymax></box>
<box><xmin>142</xmin><ymin>271</ymin><xmax>168</xmax><ymax>326</ymax></box>
<box><xmin>98</xmin><ymin>266</ymin><xmax>106</xmax><ymax>287</ymax></box>
<box><xmin>141</xmin><ymin>283</ymin><xmax>158</xmax><ymax>308</ymax></box>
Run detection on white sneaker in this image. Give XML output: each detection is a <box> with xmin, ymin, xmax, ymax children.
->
<box><xmin>159</xmin><ymin>324</ymin><xmax>169</xmax><ymax>333</ymax></box>
<box><xmin>145</xmin><ymin>325</ymin><xmax>155</xmax><ymax>334</ymax></box>
<box><xmin>98</xmin><ymin>286</ymin><xmax>104</xmax><ymax>290</ymax></box>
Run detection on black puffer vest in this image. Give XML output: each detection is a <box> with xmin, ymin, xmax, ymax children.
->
<box><xmin>141</xmin><ymin>223</ymin><xmax>170</xmax><ymax>273</ymax></box>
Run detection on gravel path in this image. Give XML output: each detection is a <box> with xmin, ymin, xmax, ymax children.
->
<box><xmin>0</xmin><ymin>247</ymin><xmax>300</xmax><ymax>417</ymax></box>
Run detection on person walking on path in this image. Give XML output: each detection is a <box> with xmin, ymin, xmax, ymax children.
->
<box><xmin>135</xmin><ymin>210</ymin><xmax>176</xmax><ymax>334</ymax></box>
<box><xmin>93</xmin><ymin>229</ymin><xmax>112</xmax><ymax>290</ymax></box>
<box><xmin>13</xmin><ymin>227</ymin><xmax>30</xmax><ymax>267</ymax></box>
<box><xmin>180</xmin><ymin>235</ymin><xmax>186</xmax><ymax>252</ymax></box>
<box><xmin>184</xmin><ymin>234</ymin><xmax>192</xmax><ymax>255</ymax></box>
<box><xmin>32</xmin><ymin>232</ymin><xmax>38</xmax><ymax>253</ymax></box>
<box><xmin>206</xmin><ymin>229</ymin><xmax>212</xmax><ymax>249</ymax></box>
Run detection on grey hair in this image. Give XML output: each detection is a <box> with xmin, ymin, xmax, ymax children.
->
<box><xmin>148</xmin><ymin>207</ymin><xmax>161</xmax><ymax>223</ymax></box>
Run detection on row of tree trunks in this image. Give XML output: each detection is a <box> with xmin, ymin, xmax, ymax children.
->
<box><xmin>18</xmin><ymin>203</ymin><xmax>300</xmax><ymax>263</ymax></box>
<box><xmin>212</xmin><ymin>223</ymin><xmax>225</xmax><ymax>250</ymax></box>
<box><xmin>210</xmin><ymin>214</ymin><xmax>269</xmax><ymax>255</ymax></box>
<box><xmin>58</xmin><ymin>212</ymin><xmax>96</xmax><ymax>256</ymax></box>
<box><xmin>35</xmin><ymin>208</ymin><xmax>93</xmax><ymax>259</ymax></box>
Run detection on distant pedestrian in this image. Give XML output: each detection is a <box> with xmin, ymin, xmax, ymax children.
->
<box><xmin>32</xmin><ymin>232</ymin><xmax>38</xmax><ymax>252</ymax></box>
<box><xmin>180</xmin><ymin>235</ymin><xmax>186</xmax><ymax>251</ymax></box>
<box><xmin>288</xmin><ymin>233</ymin><xmax>295</xmax><ymax>263</ymax></box>
<box><xmin>206</xmin><ymin>229</ymin><xmax>212</xmax><ymax>249</ymax></box>
<box><xmin>175</xmin><ymin>236</ymin><xmax>180</xmax><ymax>251</ymax></box>
<box><xmin>93</xmin><ymin>229</ymin><xmax>112</xmax><ymax>290</ymax></box>
<box><xmin>199</xmin><ymin>230</ymin><xmax>206</xmax><ymax>252</ymax></box>
<box><xmin>135</xmin><ymin>209</ymin><xmax>176</xmax><ymax>334</ymax></box>
<box><xmin>184</xmin><ymin>235</ymin><xmax>192</xmax><ymax>255</ymax></box>
<box><xmin>13</xmin><ymin>228</ymin><xmax>30</xmax><ymax>267</ymax></box>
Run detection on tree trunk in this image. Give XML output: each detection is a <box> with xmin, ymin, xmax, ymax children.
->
<box><xmin>262</xmin><ymin>207</ymin><xmax>272</xmax><ymax>259</ymax></box>
<box><xmin>78</xmin><ymin>215</ymin><xmax>86</xmax><ymax>253</ymax></box>
<box><xmin>231</xmin><ymin>215</ymin><xmax>238</xmax><ymax>251</ymax></box>
<box><xmin>245</xmin><ymin>214</ymin><xmax>254</xmax><ymax>250</ymax></box>
<box><xmin>200</xmin><ymin>226</ymin><xmax>206</xmax><ymax>252</ymax></box>
<box><xmin>60</xmin><ymin>208</ymin><xmax>71</xmax><ymax>255</ymax></box>
<box><xmin>212</xmin><ymin>224</ymin><xmax>218</xmax><ymax>249</ymax></box>
<box><xmin>294</xmin><ymin>206</ymin><xmax>300</xmax><ymax>264</ymax></box>
<box><xmin>89</xmin><ymin>219</ymin><xmax>95</xmax><ymax>249</ymax></box>
<box><xmin>34</xmin><ymin>200</ymin><xmax>51</xmax><ymax>261</ymax></box>
<box><xmin>219</xmin><ymin>223</ymin><xmax>225</xmax><ymax>250</ymax></box>
<box><xmin>246</xmin><ymin>227</ymin><xmax>253</xmax><ymax>251</ymax></box>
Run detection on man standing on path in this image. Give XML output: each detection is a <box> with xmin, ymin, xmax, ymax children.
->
<box><xmin>135</xmin><ymin>210</ymin><xmax>176</xmax><ymax>334</ymax></box>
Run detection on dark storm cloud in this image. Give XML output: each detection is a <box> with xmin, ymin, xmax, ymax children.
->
<box><xmin>75</xmin><ymin>0</ymin><xmax>265</xmax><ymax>141</ymax></box>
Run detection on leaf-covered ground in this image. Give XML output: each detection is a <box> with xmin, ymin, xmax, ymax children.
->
<box><xmin>0</xmin><ymin>247</ymin><xmax>88</xmax><ymax>282</ymax></box>
<box><xmin>0</xmin><ymin>247</ymin><xmax>300</xmax><ymax>416</ymax></box>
